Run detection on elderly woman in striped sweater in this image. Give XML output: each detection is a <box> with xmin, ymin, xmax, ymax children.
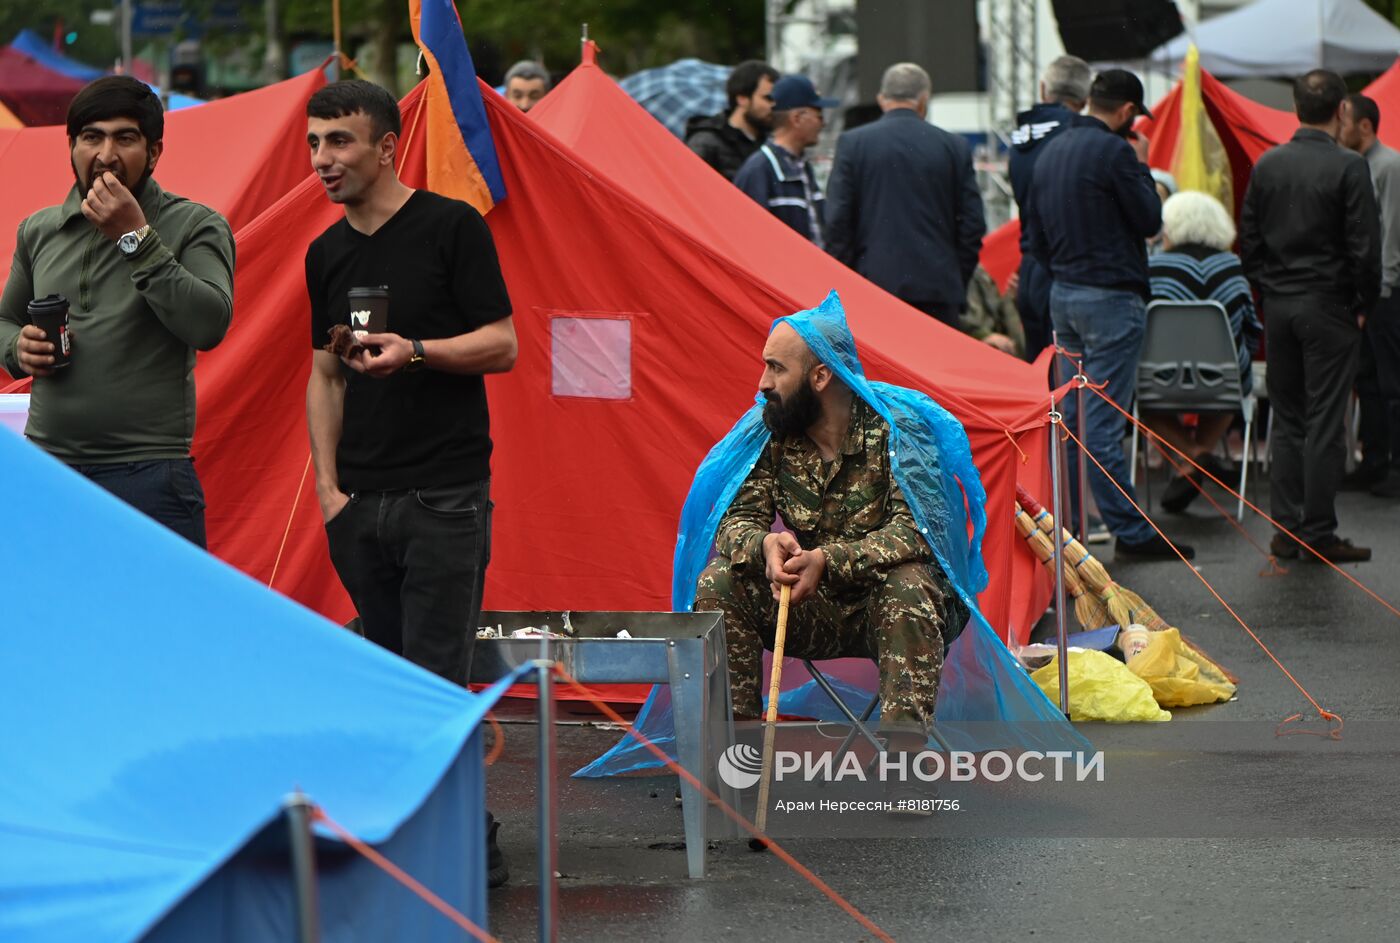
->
<box><xmin>1147</xmin><ymin>189</ymin><xmax>1264</xmax><ymax>513</ymax></box>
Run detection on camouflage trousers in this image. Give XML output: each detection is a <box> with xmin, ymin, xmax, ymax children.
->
<box><xmin>694</xmin><ymin>558</ymin><xmax>959</xmax><ymax>734</ymax></box>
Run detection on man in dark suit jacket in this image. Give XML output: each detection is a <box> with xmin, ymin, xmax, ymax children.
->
<box><xmin>825</xmin><ymin>62</ymin><xmax>985</xmax><ymax>327</ymax></box>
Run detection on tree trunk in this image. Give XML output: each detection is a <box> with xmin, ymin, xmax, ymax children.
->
<box><xmin>371</xmin><ymin>0</ymin><xmax>402</xmax><ymax>95</ymax></box>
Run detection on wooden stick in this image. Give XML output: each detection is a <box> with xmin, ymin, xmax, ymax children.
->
<box><xmin>752</xmin><ymin>583</ymin><xmax>791</xmax><ymax>847</ymax></box>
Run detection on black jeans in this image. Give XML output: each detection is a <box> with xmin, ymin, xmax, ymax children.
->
<box><xmin>1264</xmin><ymin>296</ymin><xmax>1361</xmax><ymax>543</ymax></box>
<box><xmin>71</xmin><ymin>458</ymin><xmax>207</xmax><ymax>548</ymax></box>
<box><xmin>326</xmin><ymin>479</ymin><xmax>491</xmax><ymax>683</ymax></box>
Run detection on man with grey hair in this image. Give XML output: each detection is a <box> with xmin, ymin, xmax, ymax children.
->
<box><xmin>1009</xmin><ymin>55</ymin><xmax>1090</xmax><ymax>361</ymax></box>
<box><xmin>825</xmin><ymin>62</ymin><xmax>984</xmax><ymax>327</ymax></box>
<box><xmin>503</xmin><ymin>60</ymin><xmax>550</xmax><ymax>112</ymax></box>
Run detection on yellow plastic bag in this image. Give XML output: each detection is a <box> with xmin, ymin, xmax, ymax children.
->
<box><xmin>1127</xmin><ymin>628</ymin><xmax>1237</xmax><ymax>708</ymax></box>
<box><xmin>1031</xmin><ymin>649</ymin><xmax>1171</xmax><ymax>723</ymax></box>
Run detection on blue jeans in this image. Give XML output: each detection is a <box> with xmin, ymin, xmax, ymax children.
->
<box><xmin>1050</xmin><ymin>282</ymin><xmax>1153</xmax><ymax>544</ymax></box>
<box><xmin>326</xmin><ymin>479</ymin><xmax>492</xmax><ymax>683</ymax></box>
<box><xmin>71</xmin><ymin>458</ymin><xmax>208</xmax><ymax>548</ymax></box>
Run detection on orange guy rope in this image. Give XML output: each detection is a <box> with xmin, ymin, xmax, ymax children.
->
<box><xmin>1082</xmin><ymin>376</ymin><xmax>1400</xmax><ymax>621</ymax></box>
<box><xmin>312</xmin><ymin>807</ymin><xmax>500</xmax><ymax>943</ymax></box>
<box><xmin>551</xmin><ymin>664</ymin><xmax>898</xmax><ymax>943</ymax></box>
<box><xmin>267</xmin><ymin>453</ymin><xmax>313</xmax><ymax>590</ymax></box>
<box><xmin>1059</xmin><ymin>420</ymin><xmax>1343</xmax><ymax>738</ymax></box>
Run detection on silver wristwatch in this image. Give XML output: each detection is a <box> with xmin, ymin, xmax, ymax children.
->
<box><xmin>118</xmin><ymin>225</ymin><xmax>152</xmax><ymax>257</ymax></box>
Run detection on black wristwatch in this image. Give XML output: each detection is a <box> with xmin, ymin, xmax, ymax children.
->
<box><xmin>404</xmin><ymin>338</ymin><xmax>426</xmax><ymax>372</ymax></box>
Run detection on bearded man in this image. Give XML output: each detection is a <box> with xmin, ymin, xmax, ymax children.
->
<box><xmin>0</xmin><ymin>76</ymin><xmax>234</xmax><ymax>546</ymax></box>
<box><xmin>689</xmin><ymin>294</ymin><xmax>972</xmax><ymax>762</ymax></box>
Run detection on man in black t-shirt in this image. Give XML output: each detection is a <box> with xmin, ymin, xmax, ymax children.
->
<box><xmin>304</xmin><ymin>81</ymin><xmax>517</xmax><ymax>885</ymax></box>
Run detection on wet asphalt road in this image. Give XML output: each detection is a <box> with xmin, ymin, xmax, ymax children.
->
<box><xmin>484</xmin><ymin>483</ymin><xmax>1400</xmax><ymax>942</ymax></box>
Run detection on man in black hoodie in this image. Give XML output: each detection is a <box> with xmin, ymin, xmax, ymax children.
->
<box><xmin>686</xmin><ymin>60</ymin><xmax>779</xmax><ymax>181</ymax></box>
<box><xmin>1009</xmin><ymin>55</ymin><xmax>1091</xmax><ymax>361</ymax></box>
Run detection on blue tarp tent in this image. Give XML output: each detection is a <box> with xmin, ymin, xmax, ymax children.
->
<box><xmin>0</xmin><ymin>429</ymin><xmax>513</xmax><ymax>942</ymax></box>
<box><xmin>9</xmin><ymin>29</ymin><xmax>106</xmax><ymax>81</ymax></box>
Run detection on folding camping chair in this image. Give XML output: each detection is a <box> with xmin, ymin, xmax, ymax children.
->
<box><xmin>1128</xmin><ymin>300</ymin><xmax>1256</xmax><ymax>520</ymax></box>
<box><xmin>800</xmin><ymin>659</ymin><xmax>952</xmax><ymax>777</ymax></box>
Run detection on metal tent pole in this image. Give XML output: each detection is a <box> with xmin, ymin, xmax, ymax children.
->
<box><xmin>1048</xmin><ymin>394</ymin><xmax>1071</xmax><ymax>718</ymax></box>
<box><xmin>284</xmin><ymin>791</ymin><xmax>320</xmax><ymax>943</ymax></box>
<box><xmin>535</xmin><ymin>640</ymin><xmax>559</xmax><ymax>943</ymax></box>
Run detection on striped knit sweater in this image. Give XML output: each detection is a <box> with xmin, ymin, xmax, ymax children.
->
<box><xmin>1149</xmin><ymin>244</ymin><xmax>1263</xmax><ymax>394</ymax></box>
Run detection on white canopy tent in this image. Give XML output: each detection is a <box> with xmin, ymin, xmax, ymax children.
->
<box><xmin>1153</xmin><ymin>0</ymin><xmax>1400</xmax><ymax>77</ymax></box>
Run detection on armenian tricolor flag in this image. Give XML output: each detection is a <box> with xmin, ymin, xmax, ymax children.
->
<box><xmin>408</xmin><ymin>0</ymin><xmax>506</xmax><ymax>215</ymax></box>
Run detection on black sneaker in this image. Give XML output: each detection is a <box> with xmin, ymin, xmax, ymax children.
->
<box><xmin>1160</xmin><ymin>470</ymin><xmax>1202</xmax><ymax>513</ymax></box>
<box><xmin>487</xmin><ymin>814</ymin><xmax>509</xmax><ymax>888</ymax></box>
<box><xmin>1115</xmin><ymin>534</ymin><xmax>1195</xmax><ymax>561</ymax></box>
<box><xmin>1302</xmin><ymin>536</ymin><xmax>1372</xmax><ymax>564</ymax></box>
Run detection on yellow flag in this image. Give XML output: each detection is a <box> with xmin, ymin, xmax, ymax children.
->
<box><xmin>1171</xmin><ymin>44</ymin><xmax>1234</xmax><ymax>209</ymax></box>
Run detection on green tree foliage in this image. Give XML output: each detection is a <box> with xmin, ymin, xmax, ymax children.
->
<box><xmin>0</xmin><ymin>0</ymin><xmax>120</xmax><ymax>68</ymax></box>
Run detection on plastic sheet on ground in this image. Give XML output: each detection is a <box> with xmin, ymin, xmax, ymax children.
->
<box><xmin>1128</xmin><ymin>628</ymin><xmax>1237</xmax><ymax>708</ymax></box>
<box><xmin>1032</xmin><ymin>650</ymin><xmax>1172</xmax><ymax>723</ymax></box>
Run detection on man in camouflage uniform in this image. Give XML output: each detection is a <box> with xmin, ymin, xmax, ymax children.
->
<box><xmin>694</xmin><ymin>323</ymin><xmax>966</xmax><ymax>744</ymax></box>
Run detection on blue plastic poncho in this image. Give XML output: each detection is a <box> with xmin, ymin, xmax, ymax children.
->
<box><xmin>576</xmin><ymin>292</ymin><xmax>1090</xmax><ymax>777</ymax></box>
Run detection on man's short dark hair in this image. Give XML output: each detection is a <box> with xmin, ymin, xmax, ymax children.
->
<box><xmin>1348</xmin><ymin>92</ymin><xmax>1381</xmax><ymax>134</ymax></box>
<box><xmin>1293</xmin><ymin>69</ymin><xmax>1347</xmax><ymax>125</ymax></box>
<box><xmin>726</xmin><ymin>60</ymin><xmax>779</xmax><ymax>111</ymax></box>
<box><xmin>66</xmin><ymin>76</ymin><xmax>164</xmax><ymax>144</ymax></box>
<box><xmin>307</xmin><ymin>80</ymin><xmax>402</xmax><ymax>141</ymax></box>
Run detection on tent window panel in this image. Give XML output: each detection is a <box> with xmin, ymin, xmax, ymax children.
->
<box><xmin>550</xmin><ymin>316</ymin><xmax>633</xmax><ymax>400</ymax></box>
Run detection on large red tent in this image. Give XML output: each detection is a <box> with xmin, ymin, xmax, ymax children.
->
<box><xmin>195</xmin><ymin>74</ymin><xmax>1054</xmax><ymax>650</ymax></box>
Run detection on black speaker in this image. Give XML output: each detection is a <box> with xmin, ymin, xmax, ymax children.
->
<box><xmin>855</xmin><ymin>0</ymin><xmax>980</xmax><ymax>101</ymax></box>
<box><xmin>1051</xmin><ymin>0</ymin><xmax>1184</xmax><ymax>62</ymax></box>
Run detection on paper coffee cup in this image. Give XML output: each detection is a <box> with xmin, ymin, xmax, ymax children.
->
<box><xmin>347</xmin><ymin>286</ymin><xmax>389</xmax><ymax>340</ymax></box>
<box><xmin>27</xmin><ymin>294</ymin><xmax>72</xmax><ymax>369</ymax></box>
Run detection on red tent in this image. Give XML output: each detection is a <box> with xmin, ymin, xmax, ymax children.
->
<box><xmin>529</xmin><ymin>46</ymin><xmax>1055</xmax><ymax>642</ymax></box>
<box><xmin>179</xmin><ymin>72</ymin><xmax>1053</xmax><ymax>652</ymax></box>
<box><xmin>0</xmin><ymin>46</ymin><xmax>84</xmax><ymax>127</ymax></box>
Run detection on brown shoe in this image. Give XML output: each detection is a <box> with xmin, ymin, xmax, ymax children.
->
<box><xmin>1303</xmin><ymin>537</ymin><xmax>1372</xmax><ymax>564</ymax></box>
<box><xmin>1269</xmin><ymin>533</ymin><xmax>1299</xmax><ymax>560</ymax></box>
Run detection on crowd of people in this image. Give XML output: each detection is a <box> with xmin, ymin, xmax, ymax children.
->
<box><xmin>682</xmin><ymin>54</ymin><xmax>1390</xmax><ymax>565</ymax></box>
<box><xmin>2</xmin><ymin>50</ymin><xmax>1391</xmax><ymax>899</ymax></box>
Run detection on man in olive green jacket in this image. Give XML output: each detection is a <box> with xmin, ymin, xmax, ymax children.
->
<box><xmin>0</xmin><ymin>77</ymin><xmax>234</xmax><ymax>547</ymax></box>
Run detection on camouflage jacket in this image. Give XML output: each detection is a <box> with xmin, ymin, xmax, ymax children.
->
<box><xmin>714</xmin><ymin>399</ymin><xmax>932</xmax><ymax>587</ymax></box>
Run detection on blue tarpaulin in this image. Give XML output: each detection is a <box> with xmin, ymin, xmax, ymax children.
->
<box><xmin>0</xmin><ymin>429</ymin><xmax>515</xmax><ymax>942</ymax></box>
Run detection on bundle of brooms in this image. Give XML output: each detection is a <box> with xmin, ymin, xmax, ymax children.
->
<box><xmin>1014</xmin><ymin>484</ymin><xmax>1169</xmax><ymax>632</ymax></box>
<box><xmin>1013</xmin><ymin>485</ymin><xmax>1240</xmax><ymax>685</ymax></box>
